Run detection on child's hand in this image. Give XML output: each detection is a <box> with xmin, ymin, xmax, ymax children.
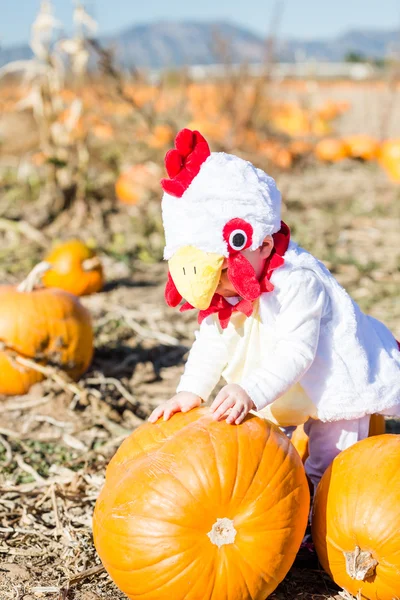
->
<box><xmin>148</xmin><ymin>392</ymin><xmax>202</xmax><ymax>423</ymax></box>
<box><xmin>210</xmin><ymin>384</ymin><xmax>255</xmax><ymax>425</ymax></box>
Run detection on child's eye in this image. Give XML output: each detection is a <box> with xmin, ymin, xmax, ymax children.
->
<box><xmin>229</xmin><ymin>229</ymin><xmax>247</xmax><ymax>251</ymax></box>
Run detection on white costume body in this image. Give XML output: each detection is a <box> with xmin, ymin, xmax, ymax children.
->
<box><xmin>176</xmin><ymin>241</ymin><xmax>400</xmax><ymax>486</ymax></box>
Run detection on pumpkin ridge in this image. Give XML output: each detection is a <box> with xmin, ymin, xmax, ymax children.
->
<box><xmin>230</xmin><ymin>552</ymin><xmax>255</xmax><ymax>599</ymax></box>
<box><xmin>102</xmin><ymin>543</ymin><xmax>198</xmax><ymax>574</ymax></box>
<box><xmin>234</xmin><ymin>423</ymin><xmax>272</xmax><ymax>510</ymax></box>
<box><xmin>203</xmin><ymin>425</ymin><xmax>224</xmax><ymax>507</ymax></box>
<box><xmin>228</xmin><ymin>422</ymin><xmax>240</xmax><ymax>505</ymax></box>
<box><xmin>238</xmin><ymin>434</ymin><xmax>294</xmax><ymax>512</ymax></box>
<box><xmin>239</xmin><ymin>482</ymin><xmax>307</xmax><ymax>529</ymax></box>
<box><xmin>233</xmin><ymin>536</ymin><xmax>279</xmax><ymax>592</ymax></box>
<box><xmin>230</xmin><ymin>542</ymin><xmax>267</xmax><ymax>598</ymax></box>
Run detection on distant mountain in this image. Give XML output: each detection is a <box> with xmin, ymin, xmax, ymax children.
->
<box><xmin>280</xmin><ymin>28</ymin><xmax>400</xmax><ymax>61</ymax></box>
<box><xmin>103</xmin><ymin>21</ymin><xmax>264</xmax><ymax>69</ymax></box>
<box><xmin>0</xmin><ymin>21</ymin><xmax>399</xmax><ymax>70</ymax></box>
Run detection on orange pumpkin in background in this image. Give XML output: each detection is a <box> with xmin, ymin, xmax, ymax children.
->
<box><xmin>93</xmin><ymin>407</ymin><xmax>310</xmax><ymax>600</ymax></box>
<box><xmin>115</xmin><ymin>163</ymin><xmax>162</xmax><ymax>205</ymax></box>
<box><xmin>147</xmin><ymin>124</ymin><xmax>174</xmax><ymax>148</ymax></box>
<box><xmin>379</xmin><ymin>139</ymin><xmax>400</xmax><ymax>183</ymax></box>
<box><xmin>314</xmin><ymin>138</ymin><xmax>349</xmax><ymax>162</ymax></box>
<box><xmin>343</xmin><ymin>135</ymin><xmax>380</xmax><ymax>161</ymax></box>
<box><xmin>42</xmin><ymin>239</ymin><xmax>104</xmax><ymax>296</ymax></box>
<box><xmin>0</xmin><ymin>263</ymin><xmax>93</xmax><ymax>396</ymax></box>
<box><xmin>312</xmin><ymin>434</ymin><xmax>400</xmax><ymax>599</ymax></box>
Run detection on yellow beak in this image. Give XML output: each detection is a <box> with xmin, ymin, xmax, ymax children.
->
<box><xmin>168</xmin><ymin>246</ymin><xmax>224</xmax><ymax>310</ymax></box>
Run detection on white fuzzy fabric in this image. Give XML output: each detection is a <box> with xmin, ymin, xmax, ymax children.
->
<box><xmin>162</xmin><ymin>152</ymin><xmax>281</xmax><ymax>259</ymax></box>
<box><xmin>177</xmin><ymin>241</ymin><xmax>400</xmax><ymax>422</ymax></box>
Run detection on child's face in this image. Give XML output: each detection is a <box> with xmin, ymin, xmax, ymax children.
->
<box><xmin>216</xmin><ymin>236</ymin><xmax>274</xmax><ymax>297</ymax></box>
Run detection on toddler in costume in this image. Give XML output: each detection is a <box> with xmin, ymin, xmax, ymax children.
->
<box><xmin>149</xmin><ymin>128</ymin><xmax>400</xmax><ymax>489</ymax></box>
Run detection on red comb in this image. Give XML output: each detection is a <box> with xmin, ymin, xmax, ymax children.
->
<box><xmin>161</xmin><ymin>129</ymin><xmax>210</xmax><ymax>197</ymax></box>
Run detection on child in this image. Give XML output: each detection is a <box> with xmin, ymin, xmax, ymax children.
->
<box><xmin>148</xmin><ymin>128</ymin><xmax>400</xmax><ymax>489</ymax></box>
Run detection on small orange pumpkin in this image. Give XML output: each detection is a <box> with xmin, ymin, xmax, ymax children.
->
<box><xmin>291</xmin><ymin>424</ymin><xmax>309</xmax><ymax>463</ymax></box>
<box><xmin>343</xmin><ymin>135</ymin><xmax>380</xmax><ymax>161</ymax></box>
<box><xmin>312</xmin><ymin>434</ymin><xmax>400</xmax><ymax>599</ymax></box>
<box><xmin>288</xmin><ymin>140</ymin><xmax>313</xmax><ymax>157</ymax></box>
<box><xmin>379</xmin><ymin>139</ymin><xmax>400</xmax><ymax>183</ymax></box>
<box><xmin>42</xmin><ymin>239</ymin><xmax>104</xmax><ymax>296</ymax></box>
<box><xmin>315</xmin><ymin>138</ymin><xmax>349</xmax><ymax>162</ymax></box>
<box><xmin>115</xmin><ymin>163</ymin><xmax>162</xmax><ymax>205</ymax></box>
<box><xmin>93</xmin><ymin>408</ymin><xmax>310</xmax><ymax>600</ymax></box>
<box><xmin>0</xmin><ymin>263</ymin><xmax>93</xmax><ymax>396</ymax></box>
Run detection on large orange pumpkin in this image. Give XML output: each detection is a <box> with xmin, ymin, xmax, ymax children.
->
<box><xmin>312</xmin><ymin>434</ymin><xmax>400</xmax><ymax>599</ymax></box>
<box><xmin>291</xmin><ymin>414</ymin><xmax>386</xmax><ymax>463</ymax></box>
<box><xmin>42</xmin><ymin>240</ymin><xmax>104</xmax><ymax>296</ymax></box>
<box><xmin>0</xmin><ymin>263</ymin><xmax>93</xmax><ymax>396</ymax></box>
<box><xmin>379</xmin><ymin>139</ymin><xmax>400</xmax><ymax>183</ymax></box>
<box><xmin>93</xmin><ymin>408</ymin><xmax>310</xmax><ymax>600</ymax></box>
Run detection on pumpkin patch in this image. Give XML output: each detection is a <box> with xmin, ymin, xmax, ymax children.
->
<box><xmin>93</xmin><ymin>407</ymin><xmax>310</xmax><ymax>600</ymax></box>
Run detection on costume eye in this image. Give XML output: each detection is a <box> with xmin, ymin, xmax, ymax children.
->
<box><xmin>223</xmin><ymin>218</ymin><xmax>253</xmax><ymax>254</ymax></box>
<box><xmin>229</xmin><ymin>229</ymin><xmax>248</xmax><ymax>251</ymax></box>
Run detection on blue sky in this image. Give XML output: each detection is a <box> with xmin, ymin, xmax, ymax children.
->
<box><xmin>1</xmin><ymin>0</ymin><xmax>399</xmax><ymax>47</ymax></box>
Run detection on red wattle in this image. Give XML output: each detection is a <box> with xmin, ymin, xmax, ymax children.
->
<box><xmin>227</xmin><ymin>254</ymin><xmax>261</xmax><ymax>302</ymax></box>
<box><xmin>165</xmin><ymin>272</ymin><xmax>182</xmax><ymax>307</ymax></box>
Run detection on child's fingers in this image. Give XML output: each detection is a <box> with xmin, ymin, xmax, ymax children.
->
<box><xmin>234</xmin><ymin>407</ymin><xmax>247</xmax><ymax>425</ymax></box>
<box><xmin>148</xmin><ymin>405</ymin><xmax>165</xmax><ymax>423</ymax></box>
<box><xmin>163</xmin><ymin>400</ymin><xmax>180</xmax><ymax>421</ymax></box>
<box><xmin>226</xmin><ymin>402</ymin><xmax>244</xmax><ymax>424</ymax></box>
<box><xmin>210</xmin><ymin>388</ymin><xmax>229</xmax><ymax>412</ymax></box>
<box><xmin>212</xmin><ymin>397</ymin><xmax>234</xmax><ymax>421</ymax></box>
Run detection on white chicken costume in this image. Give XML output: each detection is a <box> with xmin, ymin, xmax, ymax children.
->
<box><xmin>161</xmin><ymin>128</ymin><xmax>400</xmax><ymax>486</ymax></box>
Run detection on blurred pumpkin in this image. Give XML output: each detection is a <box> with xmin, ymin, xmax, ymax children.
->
<box><xmin>288</xmin><ymin>140</ymin><xmax>313</xmax><ymax>157</ymax></box>
<box><xmin>272</xmin><ymin>105</ymin><xmax>311</xmax><ymax>137</ymax></box>
<box><xmin>343</xmin><ymin>135</ymin><xmax>380</xmax><ymax>161</ymax></box>
<box><xmin>115</xmin><ymin>163</ymin><xmax>162</xmax><ymax>205</ymax></box>
<box><xmin>259</xmin><ymin>140</ymin><xmax>293</xmax><ymax>169</ymax></box>
<box><xmin>314</xmin><ymin>138</ymin><xmax>349</xmax><ymax>162</ymax></box>
<box><xmin>147</xmin><ymin>124</ymin><xmax>174</xmax><ymax>148</ymax></box>
<box><xmin>0</xmin><ymin>263</ymin><xmax>93</xmax><ymax>396</ymax></box>
<box><xmin>312</xmin><ymin>434</ymin><xmax>400</xmax><ymax>599</ymax></box>
<box><xmin>42</xmin><ymin>239</ymin><xmax>104</xmax><ymax>296</ymax></box>
<box><xmin>90</xmin><ymin>117</ymin><xmax>114</xmax><ymax>140</ymax></box>
<box><xmin>379</xmin><ymin>139</ymin><xmax>400</xmax><ymax>183</ymax></box>
<box><xmin>93</xmin><ymin>407</ymin><xmax>310</xmax><ymax>600</ymax></box>
<box><xmin>311</xmin><ymin>116</ymin><xmax>333</xmax><ymax>137</ymax></box>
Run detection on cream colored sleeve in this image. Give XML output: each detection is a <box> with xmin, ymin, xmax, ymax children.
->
<box><xmin>176</xmin><ymin>316</ymin><xmax>228</xmax><ymax>402</ymax></box>
<box><xmin>240</xmin><ymin>269</ymin><xmax>326</xmax><ymax>411</ymax></box>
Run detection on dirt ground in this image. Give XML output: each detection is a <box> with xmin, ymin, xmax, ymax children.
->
<box><xmin>1</xmin><ymin>82</ymin><xmax>400</xmax><ymax>598</ymax></box>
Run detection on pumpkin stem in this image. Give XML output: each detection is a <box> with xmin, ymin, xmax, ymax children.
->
<box><xmin>207</xmin><ymin>518</ymin><xmax>237</xmax><ymax>548</ymax></box>
<box><xmin>17</xmin><ymin>262</ymin><xmax>51</xmax><ymax>293</ymax></box>
<box><xmin>82</xmin><ymin>256</ymin><xmax>101</xmax><ymax>271</ymax></box>
<box><xmin>344</xmin><ymin>546</ymin><xmax>378</xmax><ymax>581</ymax></box>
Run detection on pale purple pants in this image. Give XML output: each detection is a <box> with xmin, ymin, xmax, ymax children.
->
<box><xmin>283</xmin><ymin>405</ymin><xmax>400</xmax><ymax>489</ymax></box>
